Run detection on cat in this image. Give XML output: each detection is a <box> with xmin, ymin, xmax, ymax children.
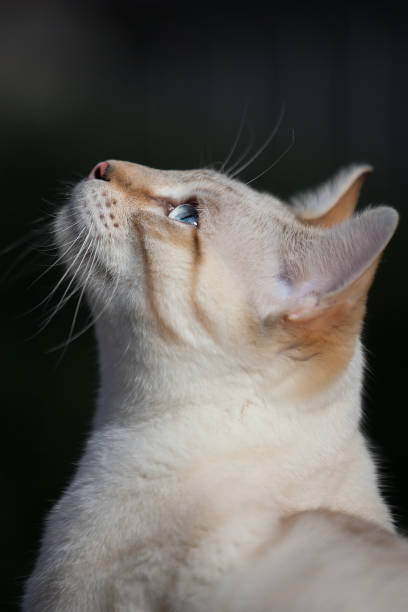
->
<box><xmin>23</xmin><ymin>159</ymin><xmax>408</xmax><ymax>611</ymax></box>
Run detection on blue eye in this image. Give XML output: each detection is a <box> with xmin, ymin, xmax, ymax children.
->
<box><xmin>168</xmin><ymin>203</ymin><xmax>198</xmax><ymax>227</ymax></box>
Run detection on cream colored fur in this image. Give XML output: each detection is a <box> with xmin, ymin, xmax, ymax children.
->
<box><xmin>23</xmin><ymin>162</ymin><xmax>407</xmax><ymax>611</ymax></box>
<box><xmin>290</xmin><ymin>164</ymin><xmax>372</xmax><ymax>219</ymax></box>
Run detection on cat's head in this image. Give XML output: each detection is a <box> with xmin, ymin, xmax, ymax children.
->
<box><xmin>55</xmin><ymin>160</ymin><xmax>397</xmax><ymax>395</ymax></box>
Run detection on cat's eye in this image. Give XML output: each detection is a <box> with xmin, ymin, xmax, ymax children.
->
<box><xmin>168</xmin><ymin>203</ymin><xmax>198</xmax><ymax>227</ymax></box>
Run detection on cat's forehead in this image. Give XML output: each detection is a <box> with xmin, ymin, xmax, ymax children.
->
<box><xmin>103</xmin><ymin>159</ymin><xmax>291</xmax><ymax>220</ymax></box>
<box><xmin>111</xmin><ymin>160</ymin><xmax>232</xmax><ymax>184</ymax></box>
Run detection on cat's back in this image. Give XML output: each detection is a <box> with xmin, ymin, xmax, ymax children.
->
<box><xmin>186</xmin><ymin>511</ymin><xmax>408</xmax><ymax>612</ymax></box>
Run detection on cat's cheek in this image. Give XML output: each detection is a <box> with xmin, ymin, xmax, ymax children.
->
<box><xmin>71</xmin><ymin>181</ymin><xmax>127</xmax><ymax>237</ymax></box>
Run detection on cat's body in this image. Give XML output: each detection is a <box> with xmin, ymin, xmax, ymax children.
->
<box><xmin>24</xmin><ymin>161</ymin><xmax>408</xmax><ymax>611</ymax></box>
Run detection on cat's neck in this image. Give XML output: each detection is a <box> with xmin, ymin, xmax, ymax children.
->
<box><xmin>92</xmin><ymin>313</ymin><xmax>363</xmax><ymax>436</ymax></box>
<box><xmin>89</xmin><ymin>315</ymin><xmax>391</xmax><ymax>530</ymax></box>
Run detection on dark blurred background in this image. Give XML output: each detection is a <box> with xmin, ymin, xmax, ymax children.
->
<box><xmin>1</xmin><ymin>0</ymin><xmax>407</xmax><ymax>609</ymax></box>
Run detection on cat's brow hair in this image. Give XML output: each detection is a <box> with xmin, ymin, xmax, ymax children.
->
<box><xmin>170</xmin><ymin>171</ymin><xmax>244</xmax><ymax>197</ymax></box>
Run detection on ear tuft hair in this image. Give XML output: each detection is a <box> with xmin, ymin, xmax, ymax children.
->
<box><xmin>290</xmin><ymin>165</ymin><xmax>372</xmax><ymax>227</ymax></box>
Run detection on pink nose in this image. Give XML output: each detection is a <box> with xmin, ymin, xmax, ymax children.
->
<box><xmin>88</xmin><ymin>161</ymin><xmax>110</xmax><ymax>181</ymax></box>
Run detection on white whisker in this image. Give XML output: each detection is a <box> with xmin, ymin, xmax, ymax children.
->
<box><xmin>37</xmin><ymin>227</ymin><xmax>92</xmax><ymax>309</ymax></box>
<box><xmin>30</xmin><ymin>226</ymin><xmax>87</xmax><ymax>288</ymax></box>
<box><xmin>220</xmin><ymin>104</ymin><xmax>248</xmax><ymax>174</ymax></box>
<box><xmin>41</xmin><ymin>235</ymin><xmax>94</xmax><ymax>323</ymax></box>
<box><xmin>246</xmin><ymin>128</ymin><xmax>295</xmax><ymax>185</ymax></box>
<box><xmin>30</xmin><ymin>230</ymin><xmax>93</xmax><ymax>331</ymax></box>
<box><xmin>39</xmin><ymin>283</ymin><xmax>82</xmax><ymax>322</ymax></box>
<box><xmin>224</xmin><ymin>123</ymin><xmax>255</xmax><ymax>176</ymax></box>
<box><xmin>57</xmin><ymin>240</ymin><xmax>99</xmax><ymax>360</ymax></box>
<box><xmin>229</xmin><ymin>104</ymin><xmax>285</xmax><ymax>179</ymax></box>
<box><xmin>36</xmin><ymin>223</ymin><xmax>86</xmax><ymax>253</ymax></box>
<box><xmin>50</xmin><ymin>275</ymin><xmax>120</xmax><ymax>352</ymax></box>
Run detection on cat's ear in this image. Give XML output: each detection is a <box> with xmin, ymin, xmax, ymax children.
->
<box><xmin>290</xmin><ymin>165</ymin><xmax>372</xmax><ymax>228</ymax></box>
<box><xmin>274</xmin><ymin>207</ymin><xmax>398</xmax><ymax>322</ymax></box>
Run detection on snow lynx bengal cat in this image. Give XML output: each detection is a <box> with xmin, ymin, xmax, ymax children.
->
<box><xmin>23</xmin><ymin>160</ymin><xmax>408</xmax><ymax>611</ymax></box>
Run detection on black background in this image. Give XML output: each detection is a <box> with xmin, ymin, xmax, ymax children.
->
<box><xmin>1</xmin><ymin>1</ymin><xmax>407</xmax><ymax>609</ymax></box>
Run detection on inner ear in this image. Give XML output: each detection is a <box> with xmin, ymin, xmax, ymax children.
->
<box><xmin>283</xmin><ymin>207</ymin><xmax>399</xmax><ymax>322</ymax></box>
<box><xmin>290</xmin><ymin>165</ymin><xmax>372</xmax><ymax>228</ymax></box>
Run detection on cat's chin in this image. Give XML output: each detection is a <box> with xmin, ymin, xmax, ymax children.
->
<box><xmin>52</xmin><ymin>201</ymin><xmax>114</xmax><ymax>294</ymax></box>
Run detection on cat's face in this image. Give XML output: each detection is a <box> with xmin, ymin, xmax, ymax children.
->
<box><xmin>56</xmin><ymin>161</ymin><xmax>291</xmax><ymax>347</ymax></box>
<box><xmin>55</xmin><ymin>160</ymin><xmax>397</xmax><ymax>391</ymax></box>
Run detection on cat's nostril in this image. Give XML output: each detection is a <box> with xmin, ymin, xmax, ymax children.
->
<box><xmin>89</xmin><ymin>161</ymin><xmax>110</xmax><ymax>181</ymax></box>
